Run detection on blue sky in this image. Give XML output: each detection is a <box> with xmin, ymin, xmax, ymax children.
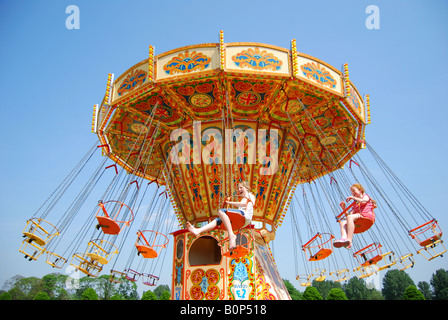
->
<box><xmin>1</xmin><ymin>0</ymin><xmax>447</xmax><ymax>294</ymax></box>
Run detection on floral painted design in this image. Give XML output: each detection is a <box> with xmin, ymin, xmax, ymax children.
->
<box><xmin>117</xmin><ymin>68</ymin><xmax>147</xmax><ymax>96</ymax></box>
<box><xmin>190</xmin><ymin>268</ymin><xmax>220</xmax><ymax>300</ymax></box>
<box><xmin>300</xmin><ymin>62</ymin><xmax>337</xmax><ymax>89</ymax></box>
<box><xmin>232</xmin><ymin>48</ymin><xmax>283</xmax><ymax>71</ymax></box>
<box><xmin>163</xmin><ymin>50</ymin><xmax>211</xmax><ymax>75</ymax></box>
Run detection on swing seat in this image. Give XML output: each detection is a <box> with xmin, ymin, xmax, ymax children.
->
<box><xmin>46</xmin><ymin>251</ymin><xmax>67</xmax><ymax>269</ymax></box>
<box><xmin>223</xmin><ymin>245</ymin><xmax>250</xmax><ymax>259</ymax></box>
<box><xmin>218</xmin><ymin>210</ymin><xmax>246</xmax><ymax>231</ymax></box>
<box><xmin>86</xmin><ymin>253</ymin><xmax>109</xmax><ymax>265</ymax></box>
<box><xmin>70</xmin><ymin>253</ymin><xmax>103</xmax><ymax>277</ymax></box>
<box><xmin>110</xmin><ymin>270</ymin><xmax>126</xmax><ymax>283</ymax></box>
<box><xmin>309</xmin><ymin>248</ymin><xmax>333</xmax><ymax>261</ymax></box>
<box><xmin>336</xmin><ymin>202</ymin><xmax>375</xmax><ymax>234</ymax></box>
<box><xmin>417</xmin><ymin>239</ymin><xmax>446</xmax><ymax>261</ymax></box>
<box><xmin>396</xmin><ymin>253</ymin><xmax>415</xmax><ymax>271</ymax></box>
<box><xmin>220</xmin><ymin>229</ymin><xmax>253</xmax><ymax>259</ymax></box>
<box><xmin>95</xmin><ymin>201</ymin><xmax>134</xmax><ymax>235</ymax></box>
<box><xmin>19</xmin><ymin>239</ymin><xmax>46</xmax><ymax>261</ymax></box>
<box><xmin>84</xmin><ymin>239</ymin><xmax>118</xmax><ymax>265</ymax></box>
<box><xmin>142</xmin><ymin>273</ymin><xmax>159</xmax><ymax>286</ymax></box>
<box><xmin>377</xmin><ymin>251</ymin><xmax>397</xmax><ymax>271</ymax></box>
<box><xmin>23</xmin><ymin>232</ymin><xmax>47</xmax><ymax>246</ymax></box>
<box><xmin>313</xmin><ymin>269</ymin><xmax>327</xmax><ymax>282</ymax></box>
<box><xmin>409</xmin><ymin>219</ymin><xmax>443</xmax><ymax>247</ymax></box>
<box><xmin>124</xmin><ymin>269</ymin><xmax>141</xmax><ymax>282</ymax></box>
<box><xmin>296</xmin><ymin>274</ymin><xmax>313</xmax><ymax>287</ymax></box>
<box><xmin>354</xmin><ymin>216</ymin><xmax>375</xmax><ymax>234</ymax></box>
<box><xmin>360</xmin><ymin>254</ymin><xmax>383</xmax><ymax>267</ymax></box>
<box><xmin>135</xmin><ymin>230</ymin><xmax>169</xmax><ymax>259</ymax></box>
<box><xmin>136</xmin><ymin>245</ymin><xmax>158</xmax><ymax>258</ymax></box>
<box><xmin>330</xmin><ymin>269</ymin><xmax>350</xmax><ymax>282</ymax></box>
<box><xmin>353</xmin><ymin>264</ymin><xmax>378</xmax><ymax>279</ymax></box>
<box><xmin>354</xmin><ymin>242</ymin><xmax>383</xmax><ymax>267</ymax></box>
<box><xmin>315</xmin><ymin>275</ymin><xmax>326</xmax><ymax>282</ymax></box>
<box><xmin>419</xmin><ymin>235</ymin><xmax>443</xmax><ymax>247</ymax></box>
<box><xmin>96</xmin><ymin>216</ymin><xmax>121</xmax><ymax>235</ymax></box>
<box><xmin>302</xmin><ymin>233</ymin><xmax>334</xmax><ymax>261</ymax></box>
<box><xmin>22</xmin><ymin>218</ymin><xmax>59</xmax><ymax>246</ymax></box>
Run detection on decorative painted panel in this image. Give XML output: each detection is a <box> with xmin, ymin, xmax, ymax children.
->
<box><xmin>156</xmin><ymin>45</ymin><xmax>220</xmax><ymax>81</ymax></box>
<box><xmin>226</xmin><ymin>45</ymin><xmax>290</xmax><ymax>75</ymax></box>
<box><xmin>112</xmin><ymin>61</ymin><xmax>149</xmax><ymax>102</ymax></box>
<box><xmin>345</xmin><ymin>84</ymin><xmax>366</xmax><ymax>123</ymax></box>
<box><xmin>296</xmin><ymin>55</ymin><xmax>343</xmax><ymax>95</ymax></box>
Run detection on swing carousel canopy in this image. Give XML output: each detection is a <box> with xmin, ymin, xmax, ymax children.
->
<box><xmin>93</xmin><ymin>33</ymin><xmax>369</xmax><ymax>231</ymax></box>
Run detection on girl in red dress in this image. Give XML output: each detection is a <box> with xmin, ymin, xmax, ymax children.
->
<box><xmin>334</xmin><ymin>183</ymin><xmax>376</xmax><ymax>249</ymax></box>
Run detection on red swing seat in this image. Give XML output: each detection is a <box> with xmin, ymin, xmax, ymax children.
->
<box><xmin>217</xmin><ymin>210</ymin><xmax>246</xmax><ymax>231</ymax></box>
<box><xmin>353</xmin><ymin>242</ymin><xmax>383</xmax><ymax>267</ymax></box>
<box><xmin>222</xmin><ymin>243</ymin><xmax>250</xmax><ymax>259</ymax></box>
<box><xmin>220</xmin><ymin>228</ymin><xmax>254</xmax><ymax>259</ymax></box>
<box><xmin>95</xmin><ymin>201</ymin><xmax>134</xmax><ymax>235</ymax></box>
<box><xmin>336</xmin><ymin>201</ymin><xmax>375</xmax><ymax>234</ymax></box>
<box><xmin>302</xmin><ymin>233</ymin><xmax>334</xmax><ymax>261</ymax></box>
<box><xmin>409</xmin><ymin>219</ymin><xmax>443</xmax><ymax>247</ymax></box>
<box><xmin>354</xmin><ymin>215</ymin><xmax>375</xmax><ymax>234</ymax></box>
<box><xmin>142</xmin><ymin>273</ymin><xmax>159</xmax><ymax>286</ymax></box>
<box><xmin>217</xmin><ymin>196</ymin><xmax>253</xmax><ymax>231</ymax></box>
<box><xmin>135</xmin><ymin>230</ymin><xmax>169</xmax><ymax>258</ymax></box>
<box><xmin>124</xmin><ymin>269</ymin><xmax>141</xmax><ymax>282</ymax></box>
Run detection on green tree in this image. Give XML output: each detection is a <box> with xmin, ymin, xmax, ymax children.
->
<box><xmin>81</xmin><ymin>287</ymin><xmax>99</xmax><ymax>300</ymax></box>
<box><xmin>283</xmin><ymin>279</ymin><xmax>302</xmax><ymax>300</ymax></box>
<box><xmin>96</xmin><ymin>274</ymin><xmax>117</xmax><ymax>300</ymax></box>
<box><xmin>154</xmin><ymin>284</ymin><xmax>170</xmax><ymax>299</ymax></box>
<box><xmin>34</xmin><ymin>292</ymin><xmax>51</xmax><ymax>300</ymax></box>
<box><xmin>160</xmin><ymin>291</ymin><xmax>171</xmax><ymax>300</ymax></box>
<box><xmin>1</xmin><ymin>275</ymin><xmax>24</xmax><ymax>292</ymax></box>
<box><xmin>417</xmin><ymin>281</ymin><xmax>433</xmax><ymax>300</ymax></box>
<box><xmin>430</xmin><ymin>269</ymin><xmax>448</xmax><ymax>300</ymax></box>
<box><xmin>141</xmin><ymin>290</ymin><xmax>158</xmax><ymax>300</ymax></box>
<box><xmin>343</xmin><ymin>277</ymin><xmax>369</xmax><ymax>300</ymax></box>
<box><xmin>382</xmin><ymin>270</ymin><xmax>414</xmax><ymax>300</ymax></box>
<box><xmin>302</xmin><ymin>286</ymin><xmax>322</xmax><ymax>300</ymax></box>
<box><xmin>402</xmin><ymin>285</ymin><xmax>425</xmax><ymax>300</ymax></box>
<box><xmin>9</xmin><ymin>276</ymin><xmax>43</xmax><ymax>300</ymax></box>
<box><xmin>0</xmin><ymin>292</ymin><xmax>12</xmax><ymax>300</ymax></box>
<box><xmin>367</xmin><ymin>289</ymin><xmax>384</xmax><ymax>300</ymax></box>
<box><xmin>327</xmin><ymin>288</ymin><xmax>348</xmax><ymax>300</ymax></box>
<box><xmin>74</xmin><ymin>277</ymin><xmax>97</xmax><ymax>299</ymax></box>
<box><xmin>42</xmin><ymin>273</ymin><xmax>67</xmax><ymax>299</ymax></box>
<box><xmin>312</xmin><ymin>279</ymin><xmax>342</xmax><ymax>300</ymax></box>
<box><xmin>116</xmin><ymin>278</ymin><xmax>139</xmax><ymax>300</ymax></box>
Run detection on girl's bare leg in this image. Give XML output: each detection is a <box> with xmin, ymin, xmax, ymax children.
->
<box><xmin>218</xmin><ymin>210</ymin><xmax>237</xmax><ymax>249</ymax></box>
<box><xmin>186</xmin><ymin>220</ymin><xmax>217</xmax><ymax>237</ymax></box>
<box><xmin>339</xmin><ymin>220</ymin><xmax>348</xmax><ymax>240</ymax></box>
<box><xmin>345</xmin><ymin>214</ymin><xmax>361</xmax><ymax>248</ymax></box>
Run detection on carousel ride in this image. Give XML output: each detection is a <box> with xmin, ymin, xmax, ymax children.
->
<box><xmin>20</xmin><ymin>31</ymin><xmax>445</xmax><ymax>300</ymax></box>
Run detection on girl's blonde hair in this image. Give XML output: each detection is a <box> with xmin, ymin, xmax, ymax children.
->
<box><xmin>351</xmin><ymin>183</ymin><xmax>377</xmax><ymax>208</ymax></box>
<box><xmin>351</xmin><ymin>183</ymin><xmax>365</xmax><ymax>193</ymax></box>
<box><xmin>238</xmin><ymin>181</ymin><xmax>251</xmax><ymax>192</ymax></box>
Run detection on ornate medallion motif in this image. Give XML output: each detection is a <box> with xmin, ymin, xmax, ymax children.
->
<box><xmin>300</xmin><ymin>62</ymin><xmax>337</xmax><ymax>89</ymax></box>
<box><xmin>232</xmin><ymin>47</ymin><xmax>282</xmax><ymax>71</ymax></box>
<box><xmin>117</xmin><ymin>68</ymin><xmax>147</xmax><ymax>96</ymax></box>
<box><xmin>190</xmin><ymin>268</ymin><xmax>220</xmax><ymax>300</ymax></box>
<box><xmin>163</xmin><ymin>50</ymin><xmax>211</xmax><ymax>75</ymax></box>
